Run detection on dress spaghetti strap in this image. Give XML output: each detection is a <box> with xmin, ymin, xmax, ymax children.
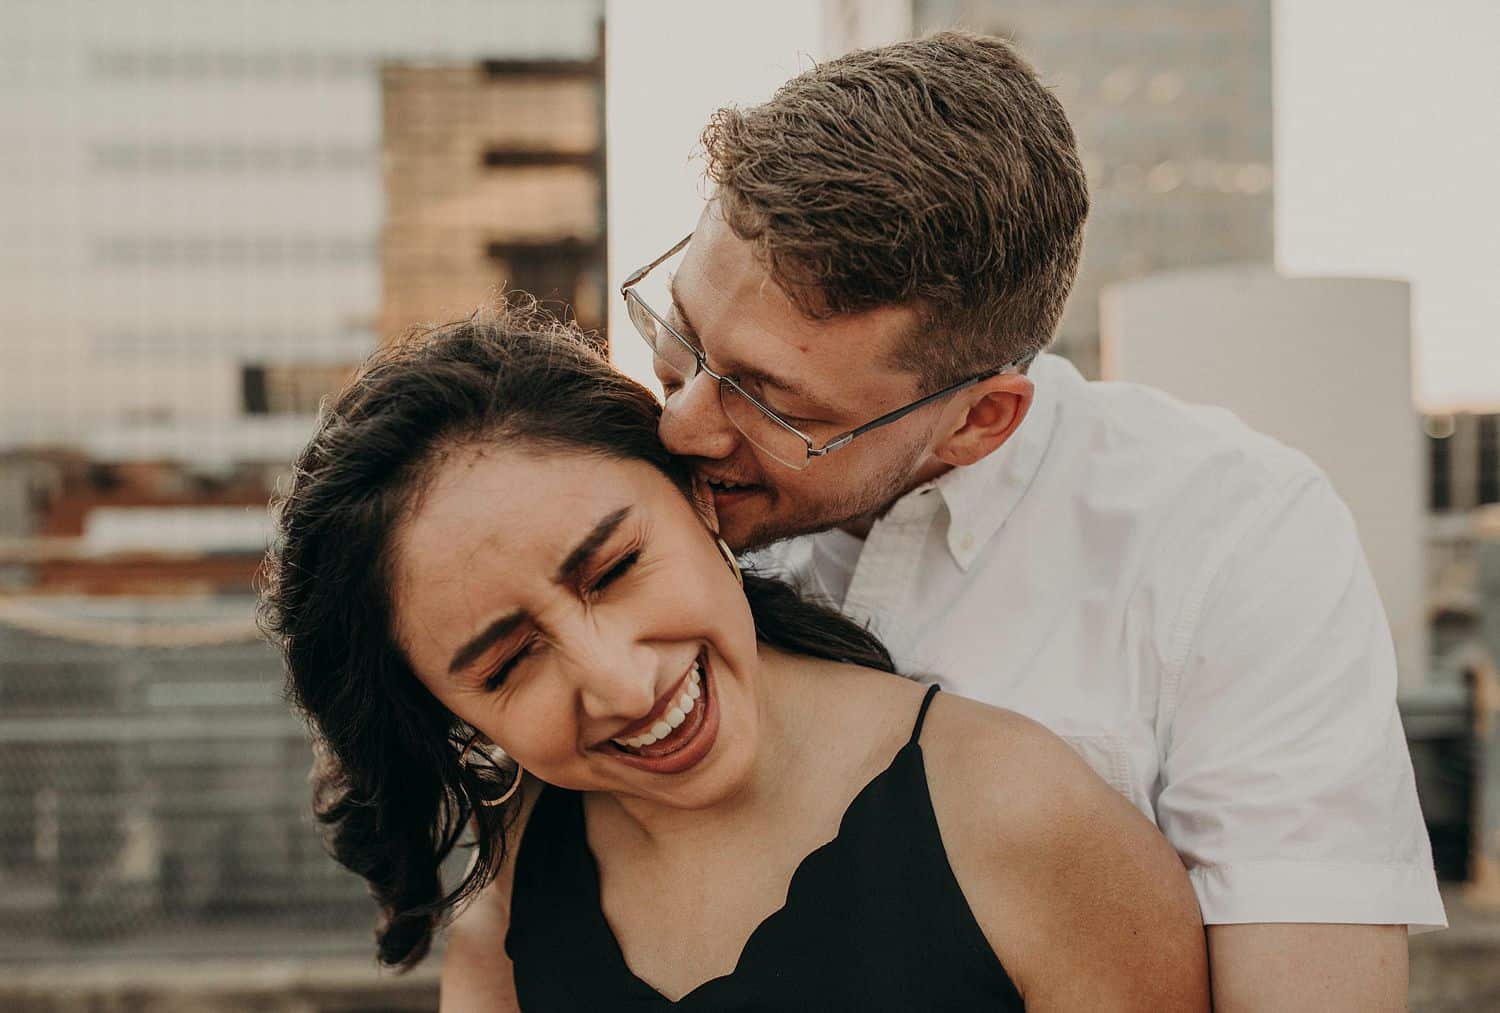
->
<box><xmin>908</xmin><ymin>683</ymin><xmax>941</xmax><ymax>746</ymax></box>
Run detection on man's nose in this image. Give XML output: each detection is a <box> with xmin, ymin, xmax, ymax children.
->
<box><xmin>659</xmin><ymin>369</ymin><xmax>740</xmax><ymax>462</ymax></box>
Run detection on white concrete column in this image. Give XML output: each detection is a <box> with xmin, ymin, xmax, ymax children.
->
<box><xmin>1102</xmin><ymin>268</ymin><xmax>1430</xmax><ymax>688</ymax></box>
<box><xmin>605</xmin><ymin>0</ymin><xmax>822</xmax><ymax>390</ymax></box>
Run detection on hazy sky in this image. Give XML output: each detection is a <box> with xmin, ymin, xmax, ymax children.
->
<box><xmin>1275</xmin><ymin>0</ymin><xmax>1500</xmax><ymax>410</ymax></box>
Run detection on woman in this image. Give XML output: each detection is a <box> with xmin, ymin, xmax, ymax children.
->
<box><xmin>261</xmin><ymin>304</ymin><xmax>1207</xmax><ymax>1011</ymax></box>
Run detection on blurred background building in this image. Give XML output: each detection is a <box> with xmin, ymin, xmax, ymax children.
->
<box><xmin>2</xmin><ymin>0</ymin><xmax>1497</xmax><ymax>1008</ymax></box>
<box><xmin>378</xmin><ymin>48</ymin><xmax>606</xmax><ymax>340</ymax></box>
<box><xmin>916</xmin><ymin>0</ymin><xmax>1273</xmax><ymax>377</ymax></box>
<box><xmin>0</xmin><ymin>0</ymin><xmax>606</xmax><ymax>1002</ymax></box>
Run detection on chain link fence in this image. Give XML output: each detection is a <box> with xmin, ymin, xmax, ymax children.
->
<box><xmin>0</xmin><ymin>598</ymin><xmax>381</xmax><ymax>966</ymax></box>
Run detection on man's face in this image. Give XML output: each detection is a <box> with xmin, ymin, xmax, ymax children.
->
<box><xmin>658</xmin><ymin>207</ymin><xmax>946</xmax><ymax>552</ymax></box>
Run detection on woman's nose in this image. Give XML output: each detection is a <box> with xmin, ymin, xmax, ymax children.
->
<box><xmin>564</xmin><ymin>635</ymin><xmax>660</xmax><ymax>723</ymax></box>
<box><xmin>659</xmin><ymin>370</ymin><xmax>739</xmax><ymax>462</ymax></box>
<box><xmin>578</xmin><ymin>673</ymin><xmax>657</xmax><ymax>724</ymax></box>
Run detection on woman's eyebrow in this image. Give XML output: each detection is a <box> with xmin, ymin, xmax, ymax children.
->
<box><xmin>447</xmin><ymin>610</ymin><xmax>527</xmax><ymax>676</ymax></box>
<box><xmin>552</xmin><ymin>506</ymin><xmax>632</xmax><ymax>586</ymax></box>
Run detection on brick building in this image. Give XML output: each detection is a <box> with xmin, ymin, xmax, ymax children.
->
<box><xmin>380</xmin><ymin>47</ymin><xmax>607</xmax><ymax>340</ymax></box>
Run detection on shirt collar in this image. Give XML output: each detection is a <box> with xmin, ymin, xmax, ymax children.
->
<box><xmin>924</xmin><ymin>352</ymin><xmax>1068</xmax><ymax>570</ymax></box>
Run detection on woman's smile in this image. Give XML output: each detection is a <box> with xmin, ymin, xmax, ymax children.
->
<box><xmin>600</xmin><ymin>647</ymin><xmax>720</xmax><ymax>776</ymax></box>
<box><xmin>396</xmin><ymin>443</ymin><xmax>762</xmax><ymax>812</ymax></box>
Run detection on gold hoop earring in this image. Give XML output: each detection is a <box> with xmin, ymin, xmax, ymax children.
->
<box><xmin>457</xmin><ymin>732</ymin><xmax>524</xmax><ymax>807</ymax></box>
<box><xmin>716</xmin><ymin>537</ymin><xmax>743</xmax><ymax>586</ymax></box>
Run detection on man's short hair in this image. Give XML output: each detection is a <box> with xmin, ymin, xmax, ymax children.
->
<box><xmin>702</xmin><ymin>30</ymin><xmax>1089</xmax><ymax>389</ymax></box>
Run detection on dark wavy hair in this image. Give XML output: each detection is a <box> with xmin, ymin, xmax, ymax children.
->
<box><xmin>258</xmin><ymin>302</ymin><xmax>894</xmax><ymax>969</ymax></box>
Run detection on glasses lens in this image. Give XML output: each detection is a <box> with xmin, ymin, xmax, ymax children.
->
<box><xmin>626</xmin><ymin>293</ymin><xmax>696</xmax><ymax>382</ymax></box>
<box><xmin>720</xmin><ymin>384</ymin><xmax>810</xmax><ymax>470</ymax></box>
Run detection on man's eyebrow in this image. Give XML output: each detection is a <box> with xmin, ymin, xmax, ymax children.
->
<box><xmin>447</xmin><ymin>610</ymin><xmax>527</xmax><ymax>676</ymax></box>
<box><xmin>553</xmin><ymin>506</ymin><xmax>632</xmax><ymax>587</ymax></box>
<box><xmin>666</xmin><ymin>281</ymin><xmax>839</xmax><ymax>416</ymax></box>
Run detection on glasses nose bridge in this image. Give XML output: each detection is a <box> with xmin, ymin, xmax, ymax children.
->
<box><xmin>678</xmin><ymin>337</ymin><xmax>722</xmax><ymax>386</ymax></box>
<box><xmin>668</xmin><ymin>357</ymin><xmax>738</xmax><ymax>438</ymax></box>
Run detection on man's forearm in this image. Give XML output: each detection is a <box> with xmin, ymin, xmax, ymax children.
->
<box><xmin>1206</xmin><ymin>923</ymin><xmax>1407</xmax><ymax>1012</ymax></box>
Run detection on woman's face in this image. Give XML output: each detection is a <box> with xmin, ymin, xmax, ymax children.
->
<box><xmin>392</xmin><ymin>444</ymin><xmax>761</xmax><ymax>810</ymax></box>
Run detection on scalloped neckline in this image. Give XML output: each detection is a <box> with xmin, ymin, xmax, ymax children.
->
<box><xmin>574</xmin><ymin>737</ymin><xmax>924</xmax><ymax>1005</ymax></box>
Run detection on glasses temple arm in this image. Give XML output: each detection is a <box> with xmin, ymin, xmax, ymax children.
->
<box><xmin>620</xmin><ymin>232</ymin><xmax>695</xmax><ymax>293</ymax></box>
<box><xmin>809</xmin><ymin>372</ymin><xmax>993</xmax><ymax>458</ymax></box>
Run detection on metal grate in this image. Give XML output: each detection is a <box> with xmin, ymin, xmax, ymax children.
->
<box><xmin>0</xmin><ymin>608</ymin><xmax>376</xmax><ymax>965</ymax></box>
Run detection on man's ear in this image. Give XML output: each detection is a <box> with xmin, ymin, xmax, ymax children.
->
<box><xmin>689</xmin><ymin>473</ymin><xmax>721</xmax><ymax>534</ymax></box>
<box><xmin>931</xmin><ymin>373</ymin><xmax>1034</xmax><ymax>468</ymax></box>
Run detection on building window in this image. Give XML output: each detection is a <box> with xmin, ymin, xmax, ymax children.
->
<box><xmin>95</xmin><ymin>235</ymin><xmax>375</xmax><ymax>269</ymax></box>
<box><xmin>1429</xmin><ymin>427</ymin><xmax>1452</xmax><ymax>512</ymax></box>
<box><xmin>1480</xmin><ymin>414</ymin><xmax>1499</xmax><ymax>505</ymax></box>
<box><xmin>92</xmin><ymin>141</ymin><xmax>376</xmax><ymax>174</ymax></box>
<box><xmin>486</xmin><ymin>239</ymin><xmax>604</xmax><ymax>335</ymax></box>
<box><xmin>241</xmin><ymin>366</ymin><xmax>269</xmax><ymax>416</ymax></box>
<box><xmin>240</xmin><ymin>364</ymin><xmax>354</xmax><ymax>416</ymax></box>
<box><xmin>479</xmin><ymin>147</ymin><xmax>599</xmax><ymax>169</ymax></box>
<box><xmin>90</xmin><ymin>49</ymin><xmax>369</xmax><ymax>82</ymax></box>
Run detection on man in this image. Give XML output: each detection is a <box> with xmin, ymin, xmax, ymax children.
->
<box><xmin>456</xmin><ymin>30</ymin><xmax>1444</xmax><ymax>1010</ymax></box>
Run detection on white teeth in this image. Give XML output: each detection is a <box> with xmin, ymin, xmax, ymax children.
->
<box><xmin>612</xmin><ymin>662</ymin><xmax>705</xmax><ymax>752</ymax></box>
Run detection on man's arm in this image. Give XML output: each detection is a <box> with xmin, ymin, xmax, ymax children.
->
<box><xmin>440</xmin><ymin>878</ymin><xmax>520</xmax><ymax>1013</ymax></box>
<box><xmin>438</xmin><ymin>781</ymin><xmax>539</xmax><ymax>1013</ymax></box>
<box><xmin>1207</xmin><ymin>924</ymin><xmax>1408</xmax><ymax>1013</ymax></box>
<box><xmin>1152</xmin><ymin>468</ymin><xmax>1442</xmax><ymax>1007</ymax></box>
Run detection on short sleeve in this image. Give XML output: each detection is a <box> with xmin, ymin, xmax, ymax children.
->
<box><xmin>1155</xmin><ymin>471</ymin><xmax>1446</xmax><ymax>931</ymax></box>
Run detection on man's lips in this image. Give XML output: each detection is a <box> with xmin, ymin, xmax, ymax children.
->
<box><xmin>700</xmin><ymin>475</ymin><xmax>764</xmax><ymax>497</ymax></box>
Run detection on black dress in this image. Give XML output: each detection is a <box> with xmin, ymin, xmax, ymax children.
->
<box><xmin>506</xmin><ymin>684</ymin><xmax>1025</xmax><ymax>1010</ymax></box>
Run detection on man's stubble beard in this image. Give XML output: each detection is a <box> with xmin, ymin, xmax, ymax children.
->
<box><xmin>729</xmin><ymin>433</ymin><xmax>933</xmax><ymax>555</ymax></box>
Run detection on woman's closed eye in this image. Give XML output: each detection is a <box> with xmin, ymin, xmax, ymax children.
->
<box><xmin>480</xmin><ymin>550</ymin><xmax>642</xmax><ymax>692</ymax></box>
<box><xmin>589</xmin><ymin>549</ymin><xmax>641</xmax><ymax>597</ymax></box>
<box><xmin>483</xmin><ymin>639</ymin><xmax>533</xmax><ymax>692</ymax></box>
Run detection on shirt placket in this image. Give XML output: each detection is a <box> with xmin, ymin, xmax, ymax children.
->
<box><xmin>840</xmin><ymin>491</ymin><xmax>940</xmax><ymax>660</ymax></box>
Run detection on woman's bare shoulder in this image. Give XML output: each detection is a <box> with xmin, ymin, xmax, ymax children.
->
<box><xmin>920</xmin><ymin>691</ymin><xmax>1169</xmax><ymax>874</ymax></box>
<box><xmin>919</xmin><ymin>693</ymin><xmax>1208</xmax><ymax>1011</ymax></box>
<box><xmin>919</xmin><ymin>692</ymin><xmax>1095</xmax><ymax>816</ymax></box>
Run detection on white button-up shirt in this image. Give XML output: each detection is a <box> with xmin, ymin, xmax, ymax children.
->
<box><xmin>758</xmin><ymin>353</ymin><xmax>1446</xmax><ymax>929</ymax></box>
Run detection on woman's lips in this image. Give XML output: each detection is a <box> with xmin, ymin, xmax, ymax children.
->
<box><xmin>605</xmin><ymin>652</ymin><xmax>720</xmax><ymax>776</ymax></box>
<box><xmin>609</xmin><ymin>660</ymin><xmax>696</xmax><ymax>743</ymax></box>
